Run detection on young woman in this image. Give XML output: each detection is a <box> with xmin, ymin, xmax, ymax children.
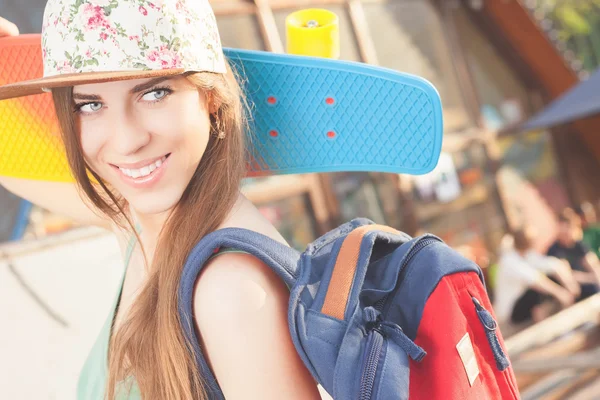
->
<box><xmin>0</xmin><ymin>1</ymin><xmax>326</xmax><ymax>399</ymax></box>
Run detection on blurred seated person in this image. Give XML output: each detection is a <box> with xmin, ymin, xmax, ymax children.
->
<box><xmin>574</xmin><ymin>202</ymin><xmax>600</xmax><ymax>258</ymax></box>
<box><xmin>495</xmin><ymin>226</ymin><xmax>579</xmax><ymax>325</ymax></box>
<box><xmin>547</xmin><ymin>208</ymin><xmax>600</xmax><ymax>300</ymax></box>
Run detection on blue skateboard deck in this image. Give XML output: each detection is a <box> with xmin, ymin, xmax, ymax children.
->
<box><xmin>227</xmin><ymin>49</ymin><xmax>443</xmax><ymax>176</ymax></box>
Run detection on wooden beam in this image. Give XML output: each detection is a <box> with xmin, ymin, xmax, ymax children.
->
<box><xmin>395</xmin><ymin>175</ymin><xmax>419</xmax><ymax>236</ymax></box>
<box><xmin>212</xmin><ymin>0</ymin><xmax>389</xmax><ymax>16</ymax></box>
<box><xmin>242</xmin><ymin>175</ymin><xmax>310</xmax><ymax>204</ymax></box>
<box><xmin>559</xmin><ymin>374</ymin><xmax>600</xmax><ymax>400</ymax></box>
<box><xmin>504</xmin><ymin>293</ymin><xmax>600</xmax><ymax>357</ymax></box>
<box><xmin>513</xmin><ymin>326</ymin><xmax>600</xmax><ymax>391</ymax></box>
<box><xmin>252</xmin><ymin>0</ymin><xmax>284</xmax><ymax>53</ymax></box>
<box><xmin>520</xmin><ymin>369</ymin><xmax>597</xmax><ymax>400</ymax></box>
<box><xmin>306</xmin><ymin>174</ymin><xmax>334</xmax><ymax>235</ymax></box>
<box><xmin>317</xmin><ymin>174</ymin><xmax>341</xmax><ymax>227</ymax></box>
<box><xmin>212</xmin><ymin>1</ymin><xmax>255</xmax><ymax>15</ymax></box>
<box><xmin>269</xmin><ymin>0</ymin><xmax>388</xmax><ymax>9</ymax></box>
<box><xmin>346</xmin><ymin>0</ymin><xmax>379</xmax><ymax>64</ymax></box>
<box><xmin>415</xmin><ymin>182</ymin><xmax>489</xmax><ymax>222</ymax></box>
<box><xmin>512</xmin><ymin>349</ymin><xmax>600</xmax><ymax>373</ymax></box>
<box><xmin>269</xmin><ymin>0</ymin><xmax>346</xmax><ymax>8</ymax></box>
<box><xmin>437</xmin><ymin>0</ymin><xmax>482</xmax><ymax>125</ymax></box>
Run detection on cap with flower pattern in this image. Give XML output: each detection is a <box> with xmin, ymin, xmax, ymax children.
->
<box><xmin>0</xmin><ymin>0</ymin><xmax>226</xmax><ymax>100</ymax></box>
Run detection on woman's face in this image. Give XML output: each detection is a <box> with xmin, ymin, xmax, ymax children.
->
<box><xmin>72</xmin><ymin>76</ymin><xmax>212</xmax><ymax>216</ymax></box>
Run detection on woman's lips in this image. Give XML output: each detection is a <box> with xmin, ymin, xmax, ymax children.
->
<box><xmin>112</xmin><ymin>153</ymin><xmax>171</xmax><ymax>189</ymax></box>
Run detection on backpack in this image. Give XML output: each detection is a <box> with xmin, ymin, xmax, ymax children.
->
<box><xmin>178</xmin><ymin>218</ymin><xmax>520</xmax><ymax>399</ymax></box>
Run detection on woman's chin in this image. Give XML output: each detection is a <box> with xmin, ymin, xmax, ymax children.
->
<box><xmin>126</xmin><ymin>193</ymin><xmax>182</xmax><ymax>218</ymax></box>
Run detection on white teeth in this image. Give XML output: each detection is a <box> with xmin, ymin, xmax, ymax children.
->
<box><xmin>118</xmin><ymin>155</ymin><xmax>167</xmax><ymax>179</ymax></box>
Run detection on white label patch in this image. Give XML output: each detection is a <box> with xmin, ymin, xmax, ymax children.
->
<box><xmin>456</xmin><ymin>332</ymin><xmax>480</xmax><ymax>386</ymax></box>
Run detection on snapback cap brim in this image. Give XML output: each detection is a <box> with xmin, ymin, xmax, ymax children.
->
<box><xmin>0</xmin><ymin>68</ymin><xmax>187</xmax><ymax>101</ymax></box>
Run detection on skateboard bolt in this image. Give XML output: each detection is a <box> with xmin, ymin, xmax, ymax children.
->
<box><xmin>306</xmin><ymin>20</ymin><xmax>319</xmax><ymax>28</ymax></box>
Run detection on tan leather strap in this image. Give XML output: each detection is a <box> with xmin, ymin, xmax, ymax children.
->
<box><xmin>321</xmin><ymin>224</ymin><xmax>401</xmax><ymax>320</ymax></box>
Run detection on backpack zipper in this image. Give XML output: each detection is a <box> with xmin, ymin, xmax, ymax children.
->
<box><xmin>375</xmin><ymin>237</ymin><xmax>440</xmax><ymax>315</ymax></box>
<box><xmin>358</xmin><ymin>237</ymin><xmax>438</xmax><ymax>400</ymax></box>
<box><xmin>359</xmin><ymin>326</ymin><xmax>385</xmax><ymax>400</ymax></box>
<box><xmin>358</xmin><ymin>308</ymin><xmax>427</xmax><ymax>400</ymax></box>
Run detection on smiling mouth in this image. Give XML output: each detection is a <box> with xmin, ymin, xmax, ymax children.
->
<box><xmin>116</xmin><ymin>153</ymin><xmax>171</xmax><ymax>179</ymax></box>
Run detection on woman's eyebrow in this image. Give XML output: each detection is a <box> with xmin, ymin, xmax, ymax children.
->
<box><xmin>72</xmin><ymin>76</ymin><xmax>174</xmax><ymax>101</ymax></box>
<box><xmin>129</xmin><ymin>76</ymin><xmax>173</xmax><ymax>94</ymax></box>
<box><xmin>72</xmin><ymin>92</ymin><xmax>101</xmax><ymax>101</ymax></box>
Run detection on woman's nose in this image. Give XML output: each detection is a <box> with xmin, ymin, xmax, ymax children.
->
<box><xmin>110</xmin><ymin>112</ymin><xmax>151</xmax><ymax>155</ymax></box>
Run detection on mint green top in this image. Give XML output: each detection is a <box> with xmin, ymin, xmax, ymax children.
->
<box><xmin>76</xmin><ymin>232</ymin><xmax>141</xmax><ymax>400</ymax></box>
<box><xmin>76</xmin><ymin>232</ymin><xmax>247</xmax><ymax>399</ymax></box>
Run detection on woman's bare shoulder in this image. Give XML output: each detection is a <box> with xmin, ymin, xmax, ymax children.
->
<box><xmin>193</xmin><ymin>193</ymin><xmax>291</xmax><ymax>320</ymax></box>
<box><xmin>191</xmin><ymin>194</ymin><xmax>322</xmax><ymax>399</ymax></box>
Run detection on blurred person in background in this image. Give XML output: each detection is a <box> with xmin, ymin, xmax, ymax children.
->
<box><xmin>547</xmin><ymin>208</ymin><xmax>600</xmax><ymax>300</ymax></box>
<box><xmin>574</xmin><ymin>202</ymin><xmax>600</xmax><ymax>258</ymax></box>
<box><xmin>494</xmin><ymin>226</ymin><xmax>579</xmax><ymax>325</ymax></box>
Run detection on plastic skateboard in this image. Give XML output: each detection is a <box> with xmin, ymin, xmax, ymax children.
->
<box><xmin>0</xmin><ymin>13</ymin><xmax>442</xmax><ymax>182</ymax></box>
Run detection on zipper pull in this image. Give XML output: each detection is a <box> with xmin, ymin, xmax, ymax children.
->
<box><xmin>472</xmin><ymin>297</ymin><xmax>497</xmax><ymax>331</ymax></box>
<box><xmin>364</xmin><ymin>306</ymin><xmax>427</xmax><ymax>362</ymax></box>
<box><xmin>471</xmin><ymin>296</ymin><xmax>510</xmax><ymax>371</ymax></box>
<box><xmin>380</xmin><ymin>321</ymin><xmax>427</xmax><ymax>362</ymax></box>
<box><xmin>472</xmin><ymin>296</ymin><xmax>485</xmax><ymax>312</ymax></box>
<box><xmin>363</xmin><ymin>306</ymin><xmax>384</xmax><ymax>333</ymax></box>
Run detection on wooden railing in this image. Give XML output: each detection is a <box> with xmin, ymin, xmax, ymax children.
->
<box><xmin>504</xmin><ymin>293</ymin><xmax>600</xmax><ymax>399</ymax></box>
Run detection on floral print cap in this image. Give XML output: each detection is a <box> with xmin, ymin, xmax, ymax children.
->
<box><xmin>41</xmin><ymin>0</ymin><xmax>226</xmax><ymax>77</ymax></box>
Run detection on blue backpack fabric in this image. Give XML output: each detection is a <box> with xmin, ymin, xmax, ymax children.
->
<box><xmin>177</xmin><ymin>218</ymin><xmax>519</xmax><ymax>399</ymax></box>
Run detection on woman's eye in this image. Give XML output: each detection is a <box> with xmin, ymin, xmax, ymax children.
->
<box><xmin>79</xmin><ymin>102</ymin><xmax>102</xmax><ymax>113</ymax></box>
<box><xmin>142</xmin><ymin>89</ymin><xmax>168</xmax><ymax>101</ymax></box>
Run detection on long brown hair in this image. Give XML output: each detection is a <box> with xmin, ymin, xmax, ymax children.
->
<box><xmin>52</xmin><ymin>63</ymin><xmax>249</xmax><ymax>399</ymax></box>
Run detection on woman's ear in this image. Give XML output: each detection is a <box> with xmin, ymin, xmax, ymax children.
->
<box><xmin>207</xmin><ymin>91</ymin><xmax>221</xmax><ymax>114</ymax></box>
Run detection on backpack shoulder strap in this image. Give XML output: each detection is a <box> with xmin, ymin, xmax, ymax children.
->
<box><xmin>177</xmin><ymin>227</ymin><xmax>301</xmax><ymax>398</ymax></box>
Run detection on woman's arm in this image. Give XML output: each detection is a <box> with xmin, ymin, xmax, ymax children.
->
<box><xmin>0</xmin><ymin>16</ymin><xmax>19</xmax><ymax>36</ymax></box>
<box><xmin>193</xmin><ymin>251</ymin><xmax>325</xmax><ymax>400</ymax></box>
<box><xmin>0</xmin><ymin>177</ymin><xmax>111</xmax><ymax>229</ymax></box>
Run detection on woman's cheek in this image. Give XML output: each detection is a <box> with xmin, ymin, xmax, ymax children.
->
<box><xmin>79</xmin><ymin>125</ymin><xmax>106</xmax><ymax>162</ymax></box>
<box><xmin>144</xmin><ymin>108</ymin><xmax>176</xmax><ymax>133</ymax></box>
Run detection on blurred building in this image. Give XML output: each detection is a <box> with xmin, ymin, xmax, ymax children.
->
<box><xmin>2</xmin><ymin>0</ymin><xmax>599</xmax><ymax>261</ymax></box>
<box><xmin>225</xmin><ymin>0</ymin><xmax>596</xmax><ymax>258</ymax></box>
